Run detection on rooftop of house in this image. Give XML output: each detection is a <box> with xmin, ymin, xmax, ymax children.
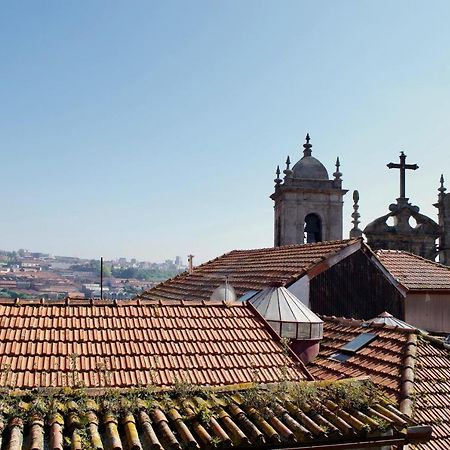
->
<box><xmin>0</xmin><ymin>298</ymin><xmax>310</xmax><ymax>389</ymax></box>
<box><xmin>138</xmin><ymin>239</ymin><xmax>360</xmax><ymax>302</ymax></box>
<box><xmin>376</xmin><ymin>249</ymin><xmax>450</xmax><ymax>291</ymax></box>
<box><xmin>0</xmin><ymin>379</ymin><xmax>430</xmax><ymax>450</ymax></box>
<box><xmin>310</xmin><ymin>316</ymin><xmax>450</xmax><ymax>449</ymax></box>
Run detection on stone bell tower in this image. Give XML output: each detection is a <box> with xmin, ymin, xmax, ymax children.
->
<box><xmin>270</xmin><ymin>134</ymin><xmax>348</xmax><ymax>246</ymax></box>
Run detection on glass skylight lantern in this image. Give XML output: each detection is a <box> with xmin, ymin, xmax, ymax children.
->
<box><xmin>248</xmin><ymin>285</ymin><xmax>323</xmax><ymax>364</ymax></box>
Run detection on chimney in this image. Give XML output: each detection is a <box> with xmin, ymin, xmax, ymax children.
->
<box><xmin>187</xmin><ymin>254</ymin><xmax>194</xmax><ymax>274</ymax></box>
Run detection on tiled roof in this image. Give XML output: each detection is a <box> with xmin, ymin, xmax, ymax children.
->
<box><xmin>0</xmin><ymin>380</ymin><xmax>428</xmax><ymax>450</ymax></box>
<box><xmin>376</xmin><ymin>250</ymin><xmax>450</xmax><ymax>290</ymax></box>
<box><xmin>139</xmin><ymin>239</ymin><xmax>359</xmax><ymax>302</ymax></box>
<box><xmin>309</xmin><ymin>318</ymin><xmax>406</xmax><ymax>401</ymax></box>
<box><xmin>412</xmin><ymin>336</ymin><xmax>450</xmax><ymax>450</ymax></box>
<box><xmin>0</xmin><ymin>298</ymin><xmax>309</xmax><ymax>389</ymax></box>
<box><xmin>310</xmin><ymin>317</ymin><xmax>450</xmax><ymax>449</ymax></box>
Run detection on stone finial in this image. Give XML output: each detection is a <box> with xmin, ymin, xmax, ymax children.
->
<box><xmin>349</xmin><ymin>190</ymin><xmax>363</xmax><ymax>238</ymax></box>
<box><xmin>303</xmin><ymin>133</ymin><xmax>312</xmax><ymax>157</ymax></box>
<box><xmin>283</xmin><ymin>155</ymin><xmax>293</xmax><ymax>178</ymax></box>
<box><xmin>274</xmin><ymin>165</ymin><xmax>282</xmax><ymax>186</ymax></box>
<box><xmin>438</xmin><ymin>174</ymin><xmax>446</xmax><ymax>199</ymax></box>
<box><xmin>333</xmin><ymin>157</ymin><xmax>342</xmax><ymax>181</ymax></box>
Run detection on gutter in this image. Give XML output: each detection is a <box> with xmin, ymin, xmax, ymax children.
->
<box><xmin>267</xmin><ymin>425</ymin><xmax>432</xmax><ymax>449</ymax></box>
<box><xmin>407</xmin><ymin>288</ymin><xmax>450</xmax><ymax>294</ymax></box>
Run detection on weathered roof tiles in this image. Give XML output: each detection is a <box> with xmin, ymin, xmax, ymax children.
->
<box><xmin>311</xmin><ymin>316</ymin><xmax>450</xmax><ymax>449</ymax></box>
<box><xmin>376</xmin><ymin>249</ymin><xmax>450</xmax><ymax>290</ymax></box>
<box><xmin>0</xmin><ymin>299</ymin><xmax>310</xmax><ymax>389</ymax></box>
<box><xmin>0</xmin><ymin>380</ymin><xmax>431</xmax><ymax>450</ymax></box>
<box><xmin>138</xmin><ymin>239</ymin><xmax>359</xmax><ymax>302</ymax></box>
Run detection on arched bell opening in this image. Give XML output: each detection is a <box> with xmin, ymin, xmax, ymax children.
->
<box><xmin>304</xmin><ymin>213</ymin><xmax>322</xmax><ymax>243</ymax></box>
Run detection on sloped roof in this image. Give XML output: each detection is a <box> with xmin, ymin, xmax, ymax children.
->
<box><xmin>376</xmin><ymin>250</ymin><xmax>450</xmax><ymax>290</ymax></box>
<box><xmin>310</xmin><ymin>318</ymin><xmax>406</xmax><ymax>400</ymax></box>
<box><xmin>138</xmin><ymin>239</ymin><xmax>360</xmax><ymax>302</ymax></box>
<box><xmin>310</xmin><ymin>317</ymin><xmax>450</xmax><ymax>449</ymax></box>
<box><xmin>0</xmin><ymin>380</ymin><xmax>427</xmax><ymax>450</ymax></box>
<box><xmin>0</xmin><ymin>298</ymin><xmax>309</xmax><ymax>389</ymax></box>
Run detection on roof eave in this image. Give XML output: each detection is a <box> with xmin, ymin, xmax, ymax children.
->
<box><xmin>285</xmin><ymin>239</ymin><xmax>363</xmax><ymax>287</ymax></box>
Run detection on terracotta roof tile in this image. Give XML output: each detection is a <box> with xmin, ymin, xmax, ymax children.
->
<box><xmin>376</xmin><ymin>250</ymin><xmax>450</xmax><ymax>290</ymax></box>
<box><xmin>311</xmin><ymin>316</ymin><xmax>450</xmax><ymax>449</ymax></box>
<box><xmin>138</xmin><ymin>240</ymin><xmax>359</xmax><ymax>301</ymax></box>
<box><xmin>0</xmin><ymin>299</ymin><xmax>309</xmax><ymax>389</ymax></box>
<box><xmin>0</xmin><ymin>379</ymin><xmax>427</xmax><ymax>450</ymax></box>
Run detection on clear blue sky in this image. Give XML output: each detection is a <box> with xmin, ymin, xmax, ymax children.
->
<box><xmin>1</xmin><ymin>1</ymin><xmax>449</xmax><ymax>263</ymax></box>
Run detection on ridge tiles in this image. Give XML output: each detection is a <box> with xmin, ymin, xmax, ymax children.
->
<box><xmin>139</xmin><ymin>239</ymin><xmax>359</xmax><ymax>302</ymax></box>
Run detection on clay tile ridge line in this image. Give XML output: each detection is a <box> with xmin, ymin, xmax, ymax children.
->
<box><xmin>136</xmin><ymin>239</ymin><xmax>360</xmax><ymax>300</ymax></box>
<box><xmin>320</xmin><ymin>315</ymin><xmax>364</xmax><ymax>327</ymax></box>
<box><xmin>245</xmin><ymin>301</ymin><xmax>315</xmax><ymax>381</ymax></box>
<box><xmin>399</xmin><ymin>333</ymin><xmax>417</xmax><ymax>418</ymax></box>
<box><xmin>137</xmin><ymin>249</ymin><xmax>268</xmax><ymax>297</ymax></box>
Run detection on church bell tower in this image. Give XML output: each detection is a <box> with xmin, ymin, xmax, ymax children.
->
<box><xmin>270</xmin><ymin>134</ymin><xmax>348</xmax><ymax>246</ymax></box>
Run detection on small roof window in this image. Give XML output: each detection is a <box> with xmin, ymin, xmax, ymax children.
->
<box><xmin>341</xmin><ymin>333</ymin><xmax>377</xmax><ymax>353</ymax></box>
<box><xmin>330</xmin><ymin>333</ymin><xmax>377</xmax><ymax>363</ymax></box>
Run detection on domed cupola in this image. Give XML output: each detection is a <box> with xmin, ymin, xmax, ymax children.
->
<box><xmin>291</xmin><ymin>134</ymin><xmax>329</xmax><ymax>180</ymax></box>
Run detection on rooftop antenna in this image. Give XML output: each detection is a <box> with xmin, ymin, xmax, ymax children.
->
<box><xmin>100</xmin><ymin>256</ymin><xmax>103</xmax><ymax>300</ymax></box>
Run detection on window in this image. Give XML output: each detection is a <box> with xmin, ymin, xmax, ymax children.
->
<box><xmin>341</xmin><ymin>333</ymin><xmax>377</xmax><ymax>353</ymax></box>
<box><xmin>329</xmin><ymin>333</ymin><xmax>377</xmax><ymax>363</ymax></box>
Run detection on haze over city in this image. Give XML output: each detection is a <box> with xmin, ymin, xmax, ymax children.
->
<box><xmin>2</xmin><ymin>1</ymin><xmax>450</xmax><ymax>263</ymax></box>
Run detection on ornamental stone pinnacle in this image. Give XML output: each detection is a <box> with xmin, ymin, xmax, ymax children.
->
<box><xmin>283</xmin><ymin>155</ymin><xmax>293</xmax><ymax>178</ymax></box>
<box><xmin>438</xmin><ymin>174</ymin><xmax>446</xmax><ymax>199</ymax></box>
<box><xmin>274</xmin><ymin>165</ymin><xmax>282</xmax><ymax>186</ymax></box>
<box><xmin>349</xmin><ymin>190</ymin><xmax>362</xmax><ymax>238</ymax></box>
<box><xmin>333</xmin><ymin>157</ymin><xmax>342</xmax><ymax>181</ymax></box>
<box><xmin>303</xmin><ymin>133</ymin><xmax>312</xmax><ymax>157</ymax></box>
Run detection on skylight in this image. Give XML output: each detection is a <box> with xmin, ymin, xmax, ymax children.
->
<box><xmin>329</xmin><ymin>333</ymin><xmax>377</xmax><ymax>363</ymax></box>
<box><xmin>341</xmin><ymin>333</ymin><xmax>377</xmax><ymax>353</ymax></box>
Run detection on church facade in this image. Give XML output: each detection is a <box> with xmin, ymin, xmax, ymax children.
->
<box><xmin>271</xmin><ymin>135</ymin><xmax>450</xmax><ymax>266</ymax></box>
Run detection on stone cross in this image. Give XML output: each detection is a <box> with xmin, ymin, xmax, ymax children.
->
<box><xmin>387</xmin><ymin>151</ymin><xmax>419</xmax><ymax>199</ymax></box>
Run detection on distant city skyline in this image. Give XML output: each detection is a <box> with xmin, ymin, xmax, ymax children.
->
<box><xmin>2</xmin><ymin>1</ymin><xmax>450</xmax><ymax>264</ymax></box>
<box><xmin>0</xmin><ymin>247</ymin><xmax>185</xmax><ymax>266</ymax></box>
